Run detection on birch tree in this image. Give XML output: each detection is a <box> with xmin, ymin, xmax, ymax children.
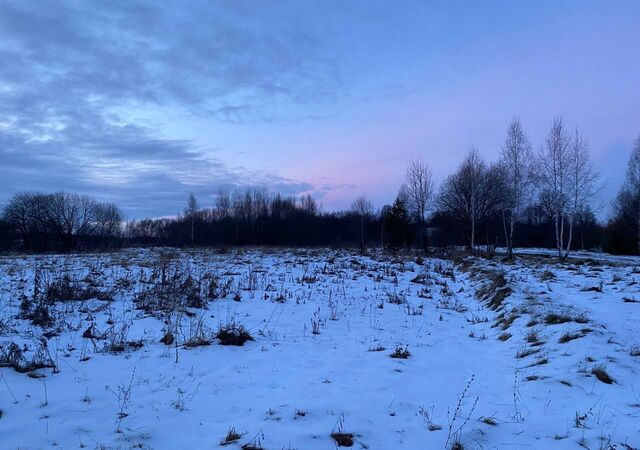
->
<box><xmin>564</xmin><ymin>130</ymin><xmax>597</xmax><ymax>257</ymax></box>
<box><xmin>500</xmin><ymin>118</ymin><xmax>533</xmax><ymax>259</ymax></box>
<box><xmin>537</xmin><ymin>119</ymin><xmax>598</xmax><ymax>259</ymax></box>
<box><xmin>537</xmin><ymin>118</ymin><xmax>571</xmax><ymax>259</ymax></box>
<box><xmin>351</xmin><ymin>195</ymin><xmax>373</xmax><ymax>254</ymax></box>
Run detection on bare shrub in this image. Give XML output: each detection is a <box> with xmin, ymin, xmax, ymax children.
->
<box><xmin>45</xmin><ymin>273</ymin><xmax>111</xmax><ymax>302</ymax></box>
<box><xmin>446</xmin><ymin>375</ymin><xmax>479</xmax><ymax>449</ymax></box>
<box><xmin>390</xmin><ymin>345</ymin><xmax>410</xmax><ymax>359</ymax></box>
<box><xmin>221</xmin><ymin>427</ymin><xmax>242</xmax><ymax>445</ymax></box>
<box><xmin>183</xmin><ymin>317</ymin><xmax>213</xmax><ymax>348</ymax></box>
<box><xmin>418</xmin><ymin>405</ymin><xmax>442</xmax><ymax>431</ymax></box>
<box><xmin>386</xmin><ymin>291</ymin><xmax>406</xmax><ymax>305</ymax></box>
<box><xmin>241</xmin><ymin>431</ymin><xmax>265</xmax><ymax>450</ymax></box>
<box><xmin>0</xmin><ymin>340</ymin><xmax>57</xmax><ymax>375</ymax></box>
<box><xmin>135</xmin><ymin>261</ymin><xmax>207</xmax><ymax>313</ymax></box>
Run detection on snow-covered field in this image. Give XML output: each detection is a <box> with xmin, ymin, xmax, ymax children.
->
<box><xmin>0</xmin><ymin>248</ymin><xmax>639</xmax><ymax>449</ymax></box>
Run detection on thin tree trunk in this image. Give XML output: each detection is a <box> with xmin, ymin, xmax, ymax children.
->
<box><xmin>360</xmin><ymin>215</ymin><xmax>365</xmax><ymax>254</ymax></box>
<box><xmin>559</xmin><ymin>214</ymin><xmax>565</xmax><ymax>260</ymax></box>
<box><xmin>509</xmin><ymin>211</ymin><xmax>515</xmax><ymax>259</ymax></box>
<box><xmin>470</xmin><ymin>214</ymin><xmax>475</xmax><ymax>254</ymax></box>
<box><xmin>564</xmin><ymin>215</ymin><xmax>574</xmax><ymax>260</ymax></box>
<box><xmin>502</xmin><ymin>209</ymin><xmax>512</xmax><ymax>259</ymax></box>
<box><xmin>420</xmin><ymin>217</ymin><xmax>425</xmax><ymax>254</ymax></box>
<box><xmin>554</xmin><ymin>213</ymin><xmax>561</xmax><ymax>259</ymax></box>
<box><xmin>637</xmin><ymin>195</ymin><xmax>640</xmax><ymax>254</ymax></box>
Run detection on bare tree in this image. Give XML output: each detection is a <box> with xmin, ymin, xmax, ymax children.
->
<box><xmin>405</xmin><ymin>158</ymin><xmax>434</xmax><ymax>253</ymax></box>
<box><xmin>184</xmin><ymin>193</ymin><xmax>199</xmax><ymax>245</ymax></box>
<box><xmin>564</xmin><ymin>130</ymin><xmax>597</xmax><ymax>257</ymax></box>
<box><xmin>3</xmin><ymin>192</ymin><xmax>123</xmax><ymax>250</ymax></box>
<box><xmin>215</xmin><ymin>189</ymin><xmax>231</xmax><ymax>219</ymax></box>
<box><xmin>2</xmin><ymin>192</ymin><xmax>45</xmax><ymax>249</ymax></box>
<box><xmin>624</xmin><ymin>137</ymin><xmax>640</xmax><ymax>252</ymax></box>
<box><xmin>300</xmin><ymin>194</ymin><xmax>318</xmax><ymax>216</ymax></box>
<box><xmin>500</xmin><ymin>118</ymin><xmax>533</xmax><ymax>259</ymax></box>
<box><xmin>49</xmin><ymin>192</ymin><xmax>99</xmax><ymax>251</ymax></box>
<box><xmin>94</xmin><ymin>202</ymin><xmax>123</xmax><ymax>238</ymax></box>
<box><xmin>351</xmin><ymin>195</ymin><xmax>373</xmax><ymax>254</ymax></box>
<box><xmin>438</xmin><ymin>147</ymin><xmax>496</xmax><ymax>252</ymax></box>
<box><xmin>537</xmin><ymin>118</ymin><xmax>571</xmax><ymax>259</ymax></box>
<box><xmin>536</xmin><ymin>119</ymin><xmax>597</xmax><ymax>259</ymax></box>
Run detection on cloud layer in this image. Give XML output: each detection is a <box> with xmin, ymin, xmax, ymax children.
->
<box><xmin>0</xmin><ymin>1</ymin><xmax>349</xmax><ymax>217</ymax></box>
<box><xmin>1</xmin><ymin>1</ymin><xmax>639</xmax><ymax>218</ymax></box>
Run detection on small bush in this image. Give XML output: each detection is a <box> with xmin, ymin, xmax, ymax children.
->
<box><xmin>0</xmin><ymin>342</ymin><xmax>25</xmax><ymax>370</ymax></box>
<box><xmin>0</xmin><ymin>341</ymin><xmax>57</xmax><ymax>375</ymax></box>
<box><xmin>216</xmin><ymin>322</ymin><xmax>253</xmax><ymax>346</ymax></box>
<box><xmin>331</xmin><ymin>433</ymin><xmax>354</xmax><ymax>447</ymax></box>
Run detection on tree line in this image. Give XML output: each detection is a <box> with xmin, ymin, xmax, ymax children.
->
<box><xmin>0</xmin><ymin>192</ymin><xmax>122</xmax><ymax>252</ymax></box>
<box><xmin>2</xmin><ymin>118</ymin><xmax>640</xmax><ymax>257</ymax></box>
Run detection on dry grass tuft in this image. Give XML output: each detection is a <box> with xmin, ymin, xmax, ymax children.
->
<box><xmin>591</xmin><ymin>365</ymin><xmax>615</xmax><ymax>384</ymax></box>
<box><xmin>390</xmin><ymin>345</ymin><xmax>410</xmax><ymax>359</ymax></box>
<box><xmin>476</xmin><ymin>271</ymin><xmax>511</xmax><ymax>310</ymax></box>
<box><xmin>559</xmin><ymin>332</ymin><xmax>583</xmax><ymax>344</ymax></box>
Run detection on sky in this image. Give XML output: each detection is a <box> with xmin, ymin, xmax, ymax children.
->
<box><xmin>1</xmin><ymin>0</ymin><xmax>639</xmax><ymax>219</ymax></box>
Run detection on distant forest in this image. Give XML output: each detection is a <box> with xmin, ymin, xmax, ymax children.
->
<box><xmin>2</xmin><ymin>119</ymin><xmax>640</xmax><ymax>257</ymax></box>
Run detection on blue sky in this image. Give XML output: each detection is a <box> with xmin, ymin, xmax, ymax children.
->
<box><xmin>1</xmin><ymin>0</ymin><xmax>638</xmax><ymax>218</ymax></box>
